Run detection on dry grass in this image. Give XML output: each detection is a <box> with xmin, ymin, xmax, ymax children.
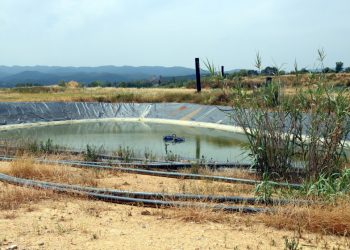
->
<box><xmin>177</xmin><ymin>167</ymin><xmax>257</xmax><ymax>196</ymax></box>
<box><xmin>0</xmin><ymin>182</ymin><xmax>55</xmax><ymax>210</ymax></box>
<box><xmin>176</xmin><ymin>179</ymin><xmax>253</xmax><ymax>197</ymax></box>
<box><xmin>0</xmin><ymin>76</ymin><xmax>349</xmax><ymax>106</ymax></box>
<box><xmin>0</xmin><ymin>156</ymin><xmax>108</xmax><ymax>211</ymax></box>
<box><xmin>259</xmin><ymin>200</ymin><xmax>350</xmax><ymax>236</ymax></box>
<box><xmin>181</xmin><ymin>166</ymin><xmax>258</xmax><ymax>180</ymax></box>
<box><xmin>5</xmin><ymin>156</ymin><xmax>98</xmax><ymax>187</ymax></box>
<box><xmin>162</xmin><ymin>198</ymin><xmax>350</xmax><ymax>238</ymax></box>
<box><xmin>1</xmin><ymin>156</ymin><xmax>350</xmax><ymax>238</ymax></box>
<box><xmin>197</xmin><ymin>73</ymin><xmax>350</xmax><ymax>90</ymax></box>
<box><xmin>0</xmin><ymin>87</ymin><xmax>224</xmax><ymax>104</ymax></box>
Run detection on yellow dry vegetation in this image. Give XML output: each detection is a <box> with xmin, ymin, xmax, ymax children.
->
<box><xmin>1</xmin><ymin>157</ymin><xmax>350</xmax><ymax>240</ymax></box>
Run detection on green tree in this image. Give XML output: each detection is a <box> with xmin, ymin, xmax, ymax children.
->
<box><xmin>335</xmin><ymin>61</ymin><xmax>344</xmax><ymax>73</ymax></box>
<box><xmin>58</xmin><ymin>80</ymin><xmax>66</xmax><ymax>87</ymax></box>
<box><xmin>323</xmin><ymin>67</ymin><xmax>335</xmax><ymax>73</ymax></box>
<box><xmin>299</xmin><ymin>68</ymin><xmax>309</xmax><ymax>74</ymax></box>
<box><xmin>89</xmin><ymin>81</ymin><xmax>103</xmax><ymax>87</ymax></box>
<box><xmin>261</xmin><ymin>66</ymin><xmax>278</xmax><ymax>76</ymax></box>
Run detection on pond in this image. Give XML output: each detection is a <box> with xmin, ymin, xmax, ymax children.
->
<box><xmin>0</xmin><ymin>121</ymin><xmax>251</xmax><ymax>163</ymax></box>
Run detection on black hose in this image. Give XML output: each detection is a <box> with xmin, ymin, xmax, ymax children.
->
<box><xmin>0</xmin><ymin>173</ymin><xmax>269</xmax><ymax>213</ymax></box>
<box><xmin>0</xmin><ymin>156</ymin><xmax>302</xmax><ymax>189</ymax></box>
<box><xmin>60</xmin><ymin>159</ymin><xmax>251</xmax><ymax>170</ymax></box>
<box><xmin>0</xmin><ymin>171</ymin><xmax>301</xmax><ymax>205</ymax></box>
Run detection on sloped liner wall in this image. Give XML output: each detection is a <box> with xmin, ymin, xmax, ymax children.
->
<box><xmin>0</xmin><ymin>102</ymin><xmax>239</xmax><ymax>132</ymax></box>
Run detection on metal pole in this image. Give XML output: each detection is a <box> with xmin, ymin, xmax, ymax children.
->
<box><xmin>195</xmin><ymin>58</ymin><xmax>201</xmax><ymax>92</ymax></box>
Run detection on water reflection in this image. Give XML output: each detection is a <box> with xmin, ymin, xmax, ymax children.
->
<box><xmin>0</xmin><ymin>121</ymin><xmax>251</xmax><ymax>163</ymax></box>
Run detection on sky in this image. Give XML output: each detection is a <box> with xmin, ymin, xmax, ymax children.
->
<box><xmin>0</xmin><ymin>0</ymin><xmax>349</xmax><ymax>70</ymax></box>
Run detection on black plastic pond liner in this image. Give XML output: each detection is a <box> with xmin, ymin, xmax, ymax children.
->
<box><xmin>0</xmin><ymin>173</ymin><xmax>269</xmax><ymax>213</ymax></box>
<box><xmin>0</xmin><ymin>156</ymin><xmax>302</xmax><ymax>189</ymax></box>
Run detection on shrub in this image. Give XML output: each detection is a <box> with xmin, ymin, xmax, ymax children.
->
<box><xmin>84</xmin><ymin>144</ymin><xmax>99</xmax><ymax>162</ymax></box>
<box><xmin>284</xmin><ymin>237</ymin><xmax>301</xmax><ymax>250</ymax></box>
<box><xmin>254</xmin><ymin>173</ymin><xmax>275</xmax><ymax>203</ymax></box>
<box><xmin>116</xmin><ymin>146</ymin><xmax>135</xmax><ymax>162</ymax></box>
<box><xmin>23</xmin><ymin>138</ymin><xmax>60</xmax><ymax>155</ymax></box>
<box><xmin>302</xmin><ymin>169</ymin><xmax>350</xmax><ymax>199</ymax></box>
<box><xmin>232</xmin><ymin>50</ymin><xmax>350</xmax><ymax>179</ymax></box>
<box><xmin>39</xmin><ymin>138</ymin><xmax>60</xmax><ymax>154</ymax></box>
<box><xmin>232</xmin><ymin>77</ymin><xmax>349</xmax><ymax>179</ymax></box>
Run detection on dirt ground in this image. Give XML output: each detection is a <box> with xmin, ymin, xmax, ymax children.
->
<box><xmin>1</xmin><ymin>194</ymin><xmax>349</xmax><ymax>250</ymax></box>
<box><xmin>1</xmin><ymin>162</ymin><xmax>350</xmax><ymax>250</ymax></box>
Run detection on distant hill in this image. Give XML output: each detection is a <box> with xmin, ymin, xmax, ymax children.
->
<box><xmin>0</xmin><ymin>65</ymin><xmax>204</xmax><ymax>87</ymax></box>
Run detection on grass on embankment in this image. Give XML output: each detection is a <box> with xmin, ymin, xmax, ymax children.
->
<box><xmin>0</xmin><ymin>87</ymin><xmax>232</xmax><ymax>105</ymax></box>
<box><xmin>1</xmin><ymin>85</ymin><xmax>348</xmax><ymax>106</ymax></box>
<box><xmin>1</xmin><ymin>72</ymin><xmax>350</xmax><ymax>105</ymax></box>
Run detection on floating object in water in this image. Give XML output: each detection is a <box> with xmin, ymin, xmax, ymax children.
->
<box><xmin>173</xmin><ymin>137</ymin><xmax>185</xmax><ymax>143</ymax></box>
<box><xmin>163</xmin><ymin>134</ymin><xmax>176</xmax><ymax>142</ymax></box>
<box><xmin>163</xmin><ymin>134</ymin><xmax>185</xmax><ymax>143</ymax></box>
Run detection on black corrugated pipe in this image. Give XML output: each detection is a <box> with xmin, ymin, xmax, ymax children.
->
<box><xmin>0</xmin><ymin>173</ymin><xmax>269</xmax><ymax>213</ymax></box>
<box><xmin>0</xmin><ymin>156</ymin><xmax>302</xmax><ymax>189</ymax></box>
<box><xmin>0</xmin><ymin>172</ymin><xmax>306</xmax><ymax>206</ymax></box>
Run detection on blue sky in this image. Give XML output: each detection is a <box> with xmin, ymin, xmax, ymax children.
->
<box><xmin>0</xmin><ymin>0</ymin><xmax>349</xmax><ymax>70</ymax></box>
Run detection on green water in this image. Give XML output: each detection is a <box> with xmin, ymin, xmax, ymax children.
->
<box><xmin>0</xmin><ymin>121</ymin><xmax>251</xmax><ymax>163</ymax></box>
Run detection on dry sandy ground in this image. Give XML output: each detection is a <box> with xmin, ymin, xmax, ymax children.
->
<box><xmin>1</xmin><ymin>162</ymin><xmax>350</xmax><ymax>249</ymax></box>
<box><xmin>1</xmin><ymin>194</ymin><xmax>349</xmax><ymax>250</ymax></box>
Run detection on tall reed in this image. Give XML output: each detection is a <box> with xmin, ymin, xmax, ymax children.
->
<box><xmin>231</xmin><ymin>50</ymin><xmax>350</xmax><ymax>180</ymax></box>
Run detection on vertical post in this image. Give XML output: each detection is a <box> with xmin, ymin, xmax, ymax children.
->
<box><xmin>195</xmin><ymin>136</ymin><xmax>201</xmax><ymax>160</ymax></box>
<box><xmin>195</xmin><ymin>58</ymin><xmax>201</xmax><ymax>92</ymax></box>
<box><xmin>221</xmin><ymin>66</ymin><xmax>225</xmax><ymax>78</ymax></box>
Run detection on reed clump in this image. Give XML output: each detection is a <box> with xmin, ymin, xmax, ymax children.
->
<box><xmin>232</xmin><ymin>51</ymin><xmax>350</xmax><ymax>180</ymax></box>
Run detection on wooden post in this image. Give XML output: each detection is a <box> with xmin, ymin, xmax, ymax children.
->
<box><xmin>195</xmin><ymin>58</ymin><xmax>201</xmax><ymax>92</ymax></box>
<box><xmin>221</xmin><ymin>66</ymin><xmax>225</xmax><ymax>78</ymax></box>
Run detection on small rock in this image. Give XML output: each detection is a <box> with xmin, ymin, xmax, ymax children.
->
<box><xmin>38</xmin><ymin>242</ymin><xmax>45</xmax><ymax>246</ymax></box>
<box><xmin>141</xmin><ymin>210</ymin><xmax>151</xmax><ymax>216</ymax></box>
<box><xmin>7</xmin><ymin>245</ymin><xmax>18</xmax><ymax>250</ymax></box>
